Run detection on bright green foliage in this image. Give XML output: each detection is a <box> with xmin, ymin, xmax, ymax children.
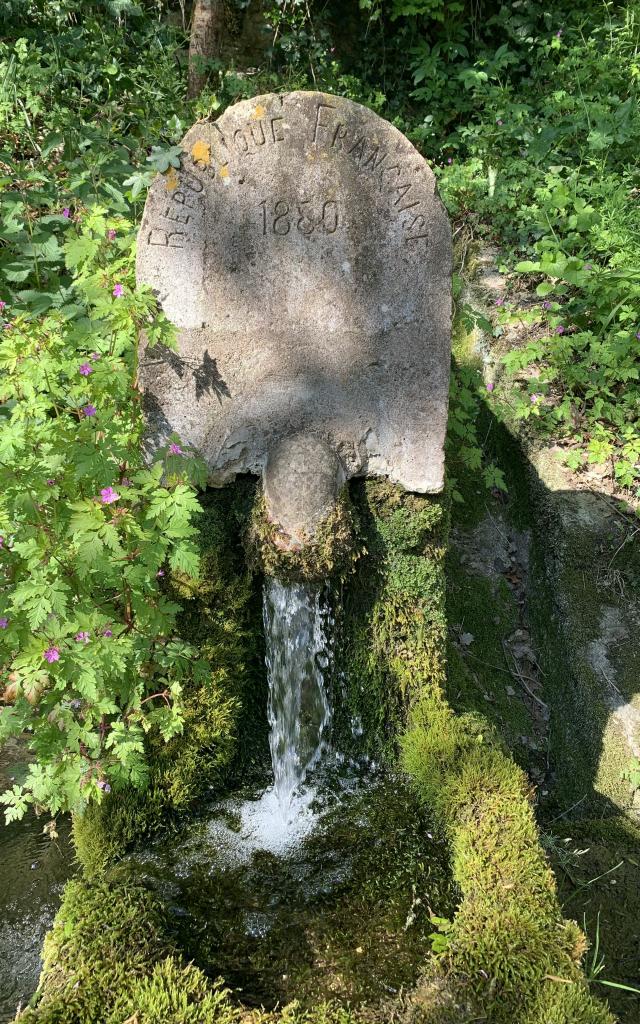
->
<box><xmin>0</xmin><ymin>208</ymin><xmax>210</xmax><ymax>822</ymax></box>
<box><xmin>0</xmin><ymin>2</ymin><xmax>214</xmax><ymax>822</ymax></box>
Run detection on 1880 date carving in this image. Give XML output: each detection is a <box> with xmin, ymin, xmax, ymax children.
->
<box><xmin>259</xmin><ymin>198</ymin><xmax>340</xmax><ymax>237</ymax></box>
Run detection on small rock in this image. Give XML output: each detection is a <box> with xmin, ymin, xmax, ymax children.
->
<box><xmin>505</xmin><ymin>685</ymin><xmax>516</xmax><ymax>696</ymax></box>
<box><xmin>460</xmin><ymin>632</ymin><xmax>474</xmax><ymax>646</ymax></box>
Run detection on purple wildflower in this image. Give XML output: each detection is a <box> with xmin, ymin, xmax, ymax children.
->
<box><xmin>635</xmin><ymin>331</ymin><xmax>640</xmax><ymax>341</ymax></box>
<box><xmin>121</xmin><ymin>478</ymin><xmax>132</xmax><ymax>487</ymax></box>
<box><xmin>495</xmin><ymin>298</ymin><xmax>505</xmax><ymax>307</ymax></box>
<box><xmin>90</xmin><ymin>351</ymin><xmax>101</xmax><ymax>361</ymax></box>
<box><xmin>0</xmin><ymin>536</ymin><xmax>3</xmax><ymax>548</ymax></box>
<box><xmin>530</xmin><ymin>393</ymin><xmax>540</xmax><ymax>404</ymax></box>
<box><xmin>102</xmin><ymin>628</ymin><xmax>113</xmax><ymax>638</ymax></box>
<box><xmin>46</xmin><ymin>478</ymin><xmax>56</xmax><ymax>486</ymax></box>
<box><xmin>555</xmin><ymin>325</ymin><xmax>565</xmax><ymax>335</ymax></box>
<box><xmin>542</xmin><ymin>300</ymin><xmax>552</xmax><ymax>310</ymax></box>
<box><xmin>486</xmin><ymin>382</ymin><xmax>495</xmax><ymax>392</ymax></box>
<box><xmin>62</xmin><ymin>208</ymin><xmax>70</xmax><ymax>219</ymax></box>
<box><xmin>447</xmin><ymin>157</ymin><xmax>453</xmax><ymax>165</ymax></box>
<box><xmin>100</xmin><ymin>487</ymin><xmax>119</xmax><ymax>505</ymax></box>
<box><xmin>97</xmin><ymin>779</ymin><xmax>111</xmax><ymax>793</ymax></box>
<box><xmin>0</xmin><ymin>617</ymin><xmax>8</xmax><ymax>629</ymax></box>
<box><xmin>556</xmin><ymin>28</ymin><xmax>563</xmax><ymax>38</ymax></box>
<box><xmin>112</xmin><ymin>283</ymin><xmax>124</xmax><ymax>298</ymax></box>
<box><xmin>157</xmin><ymin>569</ymin><xmax>165</xmax><ymax>578</ymax></box>
<box><xmin>82</xmin><ymin>404</ymin><xmax>97</xmax><ymax>417</ymax></box>
<box><xmin>0</xmin><ymin>301</ymin><xmax>6</xmax><ymax>310</ymax></box>
<box><xmin>44</xmin><ymin>647</ymin><xmax>60</xmax><ymax>664</ymax></box>
<box><xmin>75</xmin><ymin>631</ymin><xmax>90</xmax><ymax>643</ymax></box>
<box><xmin>108</xmin><ymin>229</ymin><xmax>117</xmax><ymax>241</ymax></box>
<box><xmin>168</xmin><ymin>442</ymin><xmax>183</xmax><ymax>455</ymax></box>
<box><xmin>79</xmin><ymin>363</ymin><xmax>93</xmax><ymax>376</ymax></box>
<box><xmin>4</xmin><ymin>323</ymin><xmax>12</xmax><ymax>330</ymax></box>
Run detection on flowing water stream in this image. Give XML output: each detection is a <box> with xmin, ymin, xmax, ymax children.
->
<box><xmin>263</xmin><ymin>578</ymin><xmax>332</xmax><ymax>817</ymax></box>
<box><xmin>117</xmin><ymin>577</ymin><xmax>453</xmax><ymax>1009</ymax></box>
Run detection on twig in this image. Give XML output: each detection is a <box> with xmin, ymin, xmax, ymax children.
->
<box><xmin>502</xmin><ymin>641</ymin><xmax>548</xmax><ymax>710</ymax></box>
<box><xmin>546</xmin><ymin>794</ymin><xmax>587</xmax><ymax>824</ymax></box>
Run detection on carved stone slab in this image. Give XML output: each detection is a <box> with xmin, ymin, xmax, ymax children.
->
<box><xmin>137</xmin><ymin>91</ymin><xmax>452</xmax><ymax>500</ymax></box>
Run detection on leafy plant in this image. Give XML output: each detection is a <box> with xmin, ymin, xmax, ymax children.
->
<box><xmin>0</xmin><ymin>207</ymin><xmax>210</xmax><ymax>822</ymax></box>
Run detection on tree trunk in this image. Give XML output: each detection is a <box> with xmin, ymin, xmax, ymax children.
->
<box><xmin>188</xmin><ymin>0</ymin><xmax>225</xmax><ymax>99</ymax></box>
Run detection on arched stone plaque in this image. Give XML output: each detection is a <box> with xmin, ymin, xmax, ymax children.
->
<box><xmin>137</xmin><ymin>91</ymin><xmax>452</xmax><ymax>524</ymax></box>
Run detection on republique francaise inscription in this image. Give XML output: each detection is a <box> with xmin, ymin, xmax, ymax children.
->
<box><xmin>137</xmin><ymin>92</ymin><xmax>452</xmax><ymax>533</ymax></box>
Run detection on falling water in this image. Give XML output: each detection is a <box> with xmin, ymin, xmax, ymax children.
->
<box><xmin>263</xmin><ymin>578</ymin><xmax>332</xmax><ymax>817</ymax></box>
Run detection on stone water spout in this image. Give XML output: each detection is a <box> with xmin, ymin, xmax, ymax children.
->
<box><xmin>136</xmin><ymin>91</ymin><xmax>452</xmax><ymax>545</ymax></box>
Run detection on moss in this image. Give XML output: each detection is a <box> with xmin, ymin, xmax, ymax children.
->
<box><xmin>132</xmin><ymin>774</ymin><xmax>454</xmax><ymax>1013</ymax></box>
<box><xmin>17</xmin><ymin>879</ymin><xmax>172</xmax><ymax>1023</ymax></box>
<box><xmin>520</xmin><ymin>982</ymin><xmax>615</xmax><ymax>1024</ymax></box>
<box><xmin>333</xmin><ymin>480</ymin><xmax>448</xmax><ymax>759</ymax></box>
<box><xmin>15</xmin><ymin>875</ymin><xmax>361</xmax><ymax>1024</ymax></box>
<box><xmin>338</xmin><ymin>478</ymin><xmax>613</xmax><ymax>1022</ymax></box>
<box><xmin>246</xmin><ymin>489</ymin><xmax>360</xmax><ymax>584</ymax></box>
<box><xmin>74</xmin><ymin>482</ymin><xmax>267</xmax><ymax>874</ymax></box>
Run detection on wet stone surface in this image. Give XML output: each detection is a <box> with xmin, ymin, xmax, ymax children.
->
<box><xmin>0</xmin><ymin>742</ymin><xmax>74</xmax><ymax>1024</ymax></box>
<box><xmin>121</xmin><ymin>766</ymin><xmax>455</xmax><ymax>1011</ymax></box>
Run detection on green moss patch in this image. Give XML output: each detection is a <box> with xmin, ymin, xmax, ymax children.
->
<box><xmin>120</xmin><ymin>774</ymin><xmax>454</xmax><ymax>1013</ymax></box>
<box><xmin>339</xmin><ymin>480</ymin><xmax>612</xmax><ymax>1022</ymax></box>
<box><xmin>246</xmin><ymin>490</ymin><xmax>360</xmax><ymax>585</ymax></box>
<box><xmin>16</xmin><ymin>877</ymin><xmax>359</xmax><ymax>1024</ymax></box>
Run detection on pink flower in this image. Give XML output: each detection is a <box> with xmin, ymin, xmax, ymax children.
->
<box><xmin>168</xmin><ymin>443</ymin><xmax>183</xmax><ymax>455</ymax></box>
<box><xmin>495</xmin><ymin>298</ymin><xmax>505</xmax><ymax>307</ymax></box>
<box><xmin>121</xmin><ymin>478</ymin><xmax>132</xmax><ymax>487</ymax></box>
<box><xmin>542</xmin><ymin>300</ymin><xmax>552</xmax><ymax>310</ymax></box>
<box><xmin>112</xmin><ymin>283</ymin><xmax>124</xmax><ymax>298</ymax></box>
<box><xmin>82</xmin><ymin>405</ymin><xmax>97</xmax><ymax>417</ymax></box>
<box><xmin>97</xmin><ymin>779</ymin><xmax>111</xmax><ymax>793</ymax></box>
<box><xmin>157</xmin><ymin>569</ymin><xmax>165</xmax><ymax>578</ymax></box>
<box><xmin>46</xmin><ymin>478</ymin><xmax>56</xmax><ymax>486</ymax></box>
<box><xmin>62</xmin><ymin>208</ymin><xmax>70</xmax><ymax>218</ymax></box>
<box><xmin>4</xmin><ymin>323</ymin><xmax>12</xmax><ymax>330</ymax></box>
<box><xmin>99</xmin><ymin>487</ymin><xmax>119</xmax><ymax>504</ymax></box>
<box><xmin>0</xmin><ymin>617</ymin><xmax>8</xmax><ymax>629</ymax></box>
<box><xmin>90</xmin><ymin>352</ymin><xmax>101</xmax><ymax>361</ymax></box>
<box><xmin>530</xmin><ymin>393</ymin><xmax>540</xmax><ymax>404</ymax></box>
<box><xmin>447</xmin><ymin>157</ymin><xmax>453</xmax><ymax>165</ymax></box>
<box><xmin>0</xmin><ymin>301</ymin><xmax>6</xmax><ymax>310</ymax></box>
<box><xmin>102</xmin><ymin>628</ymin><xmax>113</xmax><ymax>638</ymax></box>
<box><xmin>79</xmin><ymin>363</ymin><xmax>93</xmax><ymax>376</ymax></box>
<box><xmin>75</xmin><ymin>631</ymin><xmax>90</xmax><ymax>643</ymax></box>
<box><xmin>108</xmin><ymin>229</ymin><xmax>116</xmax><ymax>241</ymax></box>
<box><xmin>486</xmin><ymin>382</ymin><xmax>495</xmax><ymax>392</ymax></box>
<box><xmin>556</xmin><ymin>28</ymin><xmax>563</xmax><ymax>37</ymax></box>
<box><xmin>0</xmin><ymin>536</ymin><xmax>3</xmax><ymax>548</ymax></box>
<box><xmin>555</xmin><ymin>325</ymin><xmax>565</xmax><ymax>335</ymax></box>
<box><xmin>44</xmin><ymin>647</ymin><xmax>60</xmax><ymax>663</ymax></box>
